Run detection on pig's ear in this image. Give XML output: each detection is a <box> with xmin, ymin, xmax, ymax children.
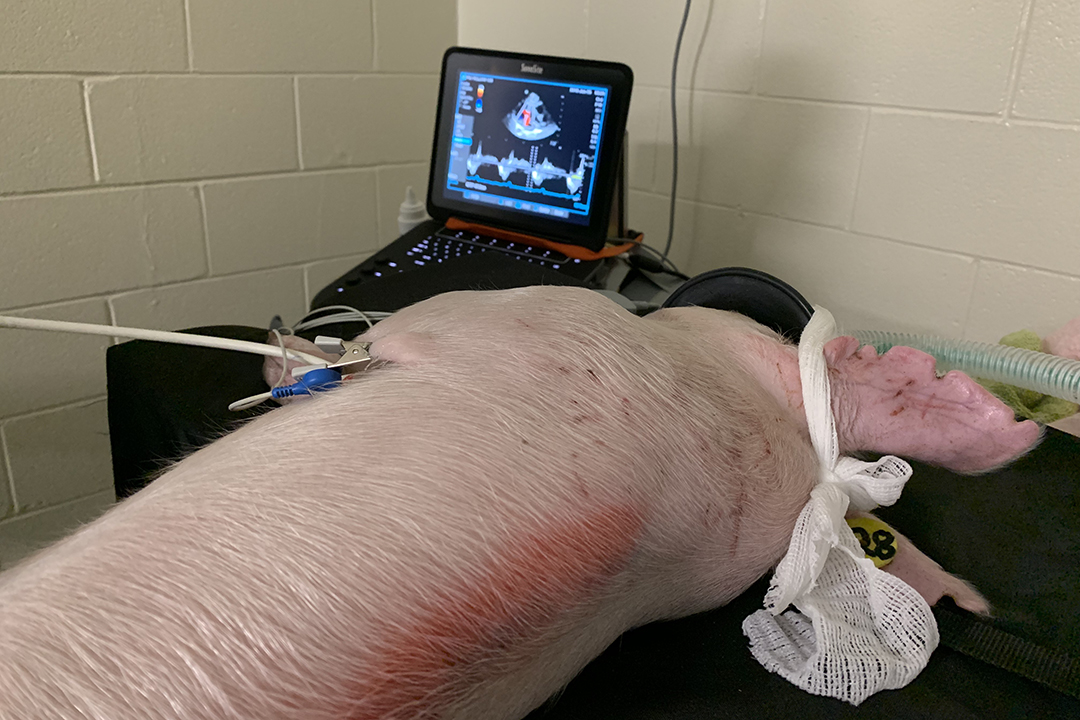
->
<box><xmin>367</xmin><ymin>331</ymin><xmax>439</xmax><ymax>366</ymax></box>
<box><xmin>824</xmin><ymin>337</ymin><xmax>1042</xmax><ymax>474</ymax></box>
<box><xmin>262</xmin><ymin>334</ymin><xmax>339</xmax><ymax>388</ymax></box>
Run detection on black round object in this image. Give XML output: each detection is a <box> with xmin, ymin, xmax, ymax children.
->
<box><xmin>660</xmin><ymin>267</ymin><xmax>813</xmax><ymax>341</ymax></box>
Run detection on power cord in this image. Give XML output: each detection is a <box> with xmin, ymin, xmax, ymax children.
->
<box><xmin>628</xmin><ymin>236</ymin><xmax>690</xmax><ymax>280</ymax></box>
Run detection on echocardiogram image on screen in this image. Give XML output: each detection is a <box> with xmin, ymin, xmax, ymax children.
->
<box><xmin>443</xmin><ymin>71</ymin><xmax>611</xmax><ymax>226</ymax></box>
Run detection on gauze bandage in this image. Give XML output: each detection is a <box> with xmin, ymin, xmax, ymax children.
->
<box><xmin>741</xmin><ymin>307</ymin><xmax>938</xmax><ymax>705</ymax></box>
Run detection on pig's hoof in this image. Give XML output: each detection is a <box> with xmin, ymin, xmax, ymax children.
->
<box><xmin>942</xmin><ymin>577</ymin><xmax>992</xmax><ymax>616</ymax></box>
<box><xmin>899</xmin><ymin>568</ymin><xmax>992</xmax><ymax>616</ymax></box>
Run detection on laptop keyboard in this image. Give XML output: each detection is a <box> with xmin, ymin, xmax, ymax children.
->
<box><xmin>367</xmin><ymin>228</ymin><xmax>582</xmax><ymax>279</ymax></box>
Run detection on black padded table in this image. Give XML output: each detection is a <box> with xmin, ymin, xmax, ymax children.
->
<box><xmin>107</xmin><ymin>326</ymin><xmax>1080</xmax><ymax>719</ymax></box>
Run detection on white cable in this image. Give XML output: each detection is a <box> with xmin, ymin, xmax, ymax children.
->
<box><xmin>0</xmin><ymin>315</ymin><xmax>327</xmax><ymax>366</ymax></box>
<box><xmin>225</xmin><ymin>328</ymin><xmax>293</xmax><ymax>413</ymax></box>
<box><xmin>269</xmin><ymin>328</ymin><xmax>289</xmax><ymax>389</ymax></box>
<box><xmin>228</xmin><ymin>391</ymin><xmax>274</xmax><ymax>412</ymax></box>
<box><xmin>293</xmin><ymin>306</ymin><xmax>391</xmax><ymax>333</ymax></box>
<box><xmin>300</xmin><ymin>304</ymin><xmax>375</xmax><ymax>318</ymax></box>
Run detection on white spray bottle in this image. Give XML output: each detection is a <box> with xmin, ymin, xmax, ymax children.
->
<box><xmin>398</xmin><ymin>186</ymin><xmax>430</xmax><ymax>235</ymax></box>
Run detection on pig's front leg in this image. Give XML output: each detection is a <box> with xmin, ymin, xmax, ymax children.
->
<box><xmin>823</xmin><ymin>338</ymin><xmax>1042</xmax><ymax>473</ymax></box>
<box><xmin>663</xmin><ymin>309</ymin><xmax>1042</xmax><ymax>473</ymax></box>
<box><xmin>848</xmin><ymin>512</ymin><xmax>990</xmax><ymax>615</ymax></box>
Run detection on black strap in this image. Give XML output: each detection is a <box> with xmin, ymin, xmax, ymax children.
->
<box><xmin>935</xmin><ymin>606</ymin><xmax>1080</xmax><ymax>699</ymax></box>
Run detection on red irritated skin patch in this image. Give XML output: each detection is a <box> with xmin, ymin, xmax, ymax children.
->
<box><xmin>345</xmin><ymin>504</ymin><xmax>644</xmax><ymax>720</ymax></box>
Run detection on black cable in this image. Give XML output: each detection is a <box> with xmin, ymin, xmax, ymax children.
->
<box><xmin>628</xmin><ymin>238</ymin><xmax>690</xmax><ymax>280</ymax></box>
<box><xmin>664</xmin><ymin>0</ymin><xmax>693</xmax><ymax>258</ymax></box>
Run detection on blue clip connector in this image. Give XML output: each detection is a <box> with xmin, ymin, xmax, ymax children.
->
<box><xmin>271</xmin><ymin>367</ymin><xmax>343</xmax><ymax>399</ymax></box>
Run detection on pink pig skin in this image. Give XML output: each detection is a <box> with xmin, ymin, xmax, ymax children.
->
<box><xmin>0</xmin><ymin>287</ymin><xmax>1039</xmax><ymax>720</ymax></box>
<box><xmin>1043</xmin><ymin>316</ymin><xmax>1080</xmax><ymax>361</ymax></box>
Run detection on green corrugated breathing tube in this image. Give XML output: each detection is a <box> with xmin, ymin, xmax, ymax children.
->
<box><xmin>850</xmin><ymin>331</ymin><xmax>1080</xmax><ymax>405</ymax></box>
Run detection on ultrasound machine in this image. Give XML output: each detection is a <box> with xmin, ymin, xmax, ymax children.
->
<box><xmin>310</xmin><ymin>48</ymin><xmax>634</xmax><ymax>313</ymax></box>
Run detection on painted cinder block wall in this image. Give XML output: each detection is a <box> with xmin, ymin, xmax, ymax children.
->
<box><xmin>4</xmin><ymin>0</ymin><xmax>1078</xmax><ymax>563</ymax></box>
<box><xmin>460</xmin><ymin>0</ymin><xmax>1080</xmax><ymax>338</ymax></box>
<box><xmin>0</xmin><ymin>0</ymin><xmax>457</xmax><ymax>565</ymax></box>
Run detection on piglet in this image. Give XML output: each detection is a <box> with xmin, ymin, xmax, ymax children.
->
<box><xmin>0</xmin><ymin>287</ymin><xmax>1039</xmax><ymax>720</ymax></box>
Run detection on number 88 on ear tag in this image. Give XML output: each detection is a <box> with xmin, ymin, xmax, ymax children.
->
<box><xmin>846</xmin><ymin>517</ymin><xmax>898</xmax><ymax>568</ymax></box>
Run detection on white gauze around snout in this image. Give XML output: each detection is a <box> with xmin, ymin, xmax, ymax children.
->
<box><xmin>741</xmin><ymin>306</ymin><xmax>938</xmax><ymax>705</ymax></box>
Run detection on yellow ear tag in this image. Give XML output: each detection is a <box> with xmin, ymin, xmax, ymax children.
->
<box><xmin>846</xmin><ymin>517</ymin><xmax>898</xmax><ymax>568</ymax></box>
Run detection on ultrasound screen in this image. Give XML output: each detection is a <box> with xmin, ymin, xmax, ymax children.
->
<box><xmin>442</xmin><ymin>71</ymin><xmax>611</xmax><ymax>227</ymax></box>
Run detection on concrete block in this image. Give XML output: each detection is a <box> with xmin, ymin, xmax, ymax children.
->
<box><xmin>760</xmin><ymin>0</ymin><xmax>1022</xmax><ymax>112</ymax></box>
<box><xmin>0</xmin><ymin>449</ymin><xmax>11</xmax><ymax>520</ymax></box>
<box><xmin>627</xmin><ymin>191</ymin><xmax>696</xmax><ymax>272</ymax></box>
<box><xmin>0</xmin><ymin>186</ymin><xmax>206</xmax><ymax>308</ymax></box>
<box><xmin>689</xmin><ymin>207</ymin><xmax>978</xmax><ymax>336</ymax></box>
<box><xmin>298</xmin><ymin>76</ymin><xmax>438</xmax><ymax>168</ymax></box>
<box><xmin>376</xmin><ymin>163</ymin><xmax>431</xmax><ymax>244</ymax></box>
<box><xmin>966</xmin><ymin>262</ymin><xmax>1080</xmax><ymax>343</ymax></box>
<box><xmin>110</xmin><ymin>268</ymin><xmax>308</xmax><ymax>331</ymax></box>
<box><xmin>589</xmin><ymin>0</ymin><xmax>762</xmax><ymax>91</ymax></box>
<box><xmin>0</xmin><ymin>490</ymin><xmax>115</xmax><ymax>573</ymax></box>
<box><xmin>626</xmin><ymin>87</ymin><xmax>662</xmax><ymax>192</ymax></box>
<box><xmin>691</xmin><ymin>95</ymin><xmax>867</xmax><ymax>228</ymax></box>
<box><xmin>652</xmin><ymin>89</ymin><xmax>698</xmax><ymax>199</ymax></box>
<box><xmin>457</xmin><ymin>0</ymin><xmax>588</xmax><ymax>58</ymax></box>
<box><xmin>0</xmin><ymin>78</ymin><xmax>93</xmax><ymax>194</ymax></box>
<box><xmin>88</xmin><ymin>77</ymin><xmax>298</xmax><ymax>183</ymax></box>
<box><xmin>1013</xmin><ymin>0</ymin><xmax>1080</xmax><ymax>123</ymax></box>
<box><xmin>203</xmin><ymin>170</ymin><xmax>378</xmax><ymax>275</ymax></box>
<box><xmin>188</xmin><ymin>0</ymin><xmax>372</xmax><ymax>72</ymax></box>
<box><xmin>4</xmin><ymin>401</ymin><xmax>112</xmax><ymax>512</ymax></box>
<box><xmin>0</xmin><ymin>299</ymin><xmax>111</xmax><ymax>420</ymax></box>
<box><xmin>373</xmin><ymin>0</ymin><xmax>457</xmax><ymax>73</ymax></box>
<box><xmin>0</xmin><ymin>0</ymin><xmax>186</xmax><ymax>72</ymax></box>
<box><xmin>853</xmin><ymin>112</ymin><xmax>1080</xmax><ymax>275</ymax></box>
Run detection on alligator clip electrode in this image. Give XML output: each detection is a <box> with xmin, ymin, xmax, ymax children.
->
<box><xmin>314</xmin><ymin>335</ymin><xmax>373</xmax><ymax>373</ymax></box>
<box><xmin>229</xmin><ymin>335</ymin><xmax>373</xmax><ymax>411</ymax></box>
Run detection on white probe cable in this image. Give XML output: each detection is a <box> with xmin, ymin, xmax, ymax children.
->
<box><xmin>0</xmin><ymin>315</ymin><xmax>328</xmax><ymax>367</ymax></box>
<box><xmin>226</xmin><ymin>328</ymin><xmax>292</xmax><ymax>413</ymax></box>
<box><xmin>291</xmin><ymin>305</ymin><xmax>391</xmax><ymax>333</ymax></box>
